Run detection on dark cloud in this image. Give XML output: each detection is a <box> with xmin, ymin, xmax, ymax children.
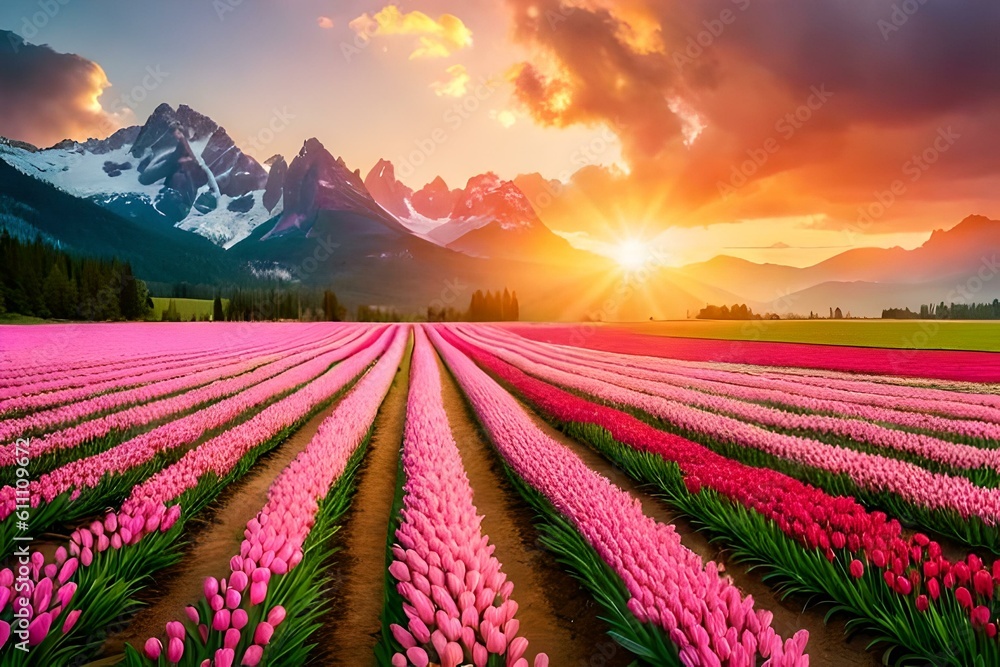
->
<box><xmin>0</xmin><ymin>30</ymin><xmax>118</xmax><ymax>147</ymax></box>
<box><xmin>504</xmin><ymin>0</ymin><xmax>1000</xmax><ymax>234</ymax></box>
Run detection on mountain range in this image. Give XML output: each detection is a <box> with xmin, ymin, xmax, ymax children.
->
<box><xmin>0</xmin><ymin>98</ymin><xmax>997</xmax><ymax>320</ymax></box>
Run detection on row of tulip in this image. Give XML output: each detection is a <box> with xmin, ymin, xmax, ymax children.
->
<box><xmin>429</xmin><ymin>326</ymin><xmax>810</xmax><ymax>666</ymax></box>
<box><xmin>0</xmin><ymin>327</ymin><xmax>384</xmax><ymax>558</ymax></box>
<box><xmin>0</xmin><ymin>327</ymin><xmax>365</xmax><ymax>475</ymax></box>
<box><xmin>0</xmin><ymin>323</ymin><xmax>327</xmax><ymax>396</ymax></box>
<box><xmin>463</xmin><ymin>327</ymin><xmax>999</xmax><ymax>477</ymax></box>
<box><xmin>0</xmin><ymin>324</ymin><xmax>341</xmax><ymax>417</ymax></box>
<box><xmin>456</xmin><ymin>327</ymin><xmax>1000</xmax><ymax>550</ymax></box>
<box><xmin>445</xmin><ymin>326</ymin><xmax>1000</xmax><ymax>666</ymax></box>
<box><xmin>0</xmin><ymin>326</ymin><xmax>401</xmax><ymax>664</ymax></box>
<box><xmin>584</xmin><ymin>348</ymin><xmax>1000</xmax><ymax>424</ymax></box>
<box><xmin>129</xmin><ymin>325</ymin><xmax>408</xmax><ymax>666</ymax></box>
<box><xmin>485</xmin><ymin>328</ymin><xmax>1000</xmax><ymax>442</ymax></box>
<box><xmin>750</xmin><ymin>365</ymin><xmax>1000</xmax><ymax>411</ymax></box>
<box><xmin>507</xmin><ymin>324</ymin><xmax>1000</xmax><ymax>383</ymax></box>
<box><xmin>382</xmin><ymin>327</ymin><xmax>545</xmax><ymax>667</ymax></box>
<box><xmin>0</xmin><ymin>326</ymin><xmax>356</xmax><ymax>440</ymax></box>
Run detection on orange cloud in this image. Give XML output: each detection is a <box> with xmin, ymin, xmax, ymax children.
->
<box><xmin>317</xmin><ymin>16</ymin><xmax>334</xmax><ymax>29</ymax></box>
<box><xmin>503</xmin><ymin>0</ymin><xmax>1000</xmax><ymax>238</ymax></box>
<box><xmin>0</xmin><ymin>31</ymin><xmax>119</xmax><ymax>147</ymax></box>
<box><xmin>431</xmin><ymin>64</ymin><xmax>471</xmax><ymax>97</ymax></box>
<box><xmin>349</xmin><ymin>6</ymin><xmax>472</xmax><ymax>59</ymax></box>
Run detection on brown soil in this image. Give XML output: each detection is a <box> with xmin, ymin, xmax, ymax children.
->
<box><xmin>437</xmin><ymin>355</ymin><xmax>634</xmax><ymax>667</ymax></box>
<box><xmin>99</xmin><ymin>398</ymin><xmax>345</xmax><ymax>658</ymax></box>
<box><xmin>311</xmin><ymin>342</ymin><xmax>411</xmax><ymax>666</ymax></box>
<box><xmin>511</xmin><ymin>395</ymin><xmax>883</xmax><ymax>667</ymax></box>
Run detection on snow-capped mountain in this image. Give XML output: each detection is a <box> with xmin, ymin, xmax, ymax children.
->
<box><xmin>0</xmin><ymin>104</ymin><xmax>275</xmax><ymax>248</ymax></box>
<box><xmin>364</xmin><ymin>161</ymin><xmax>587</xmax><ymax>265</ymax></box>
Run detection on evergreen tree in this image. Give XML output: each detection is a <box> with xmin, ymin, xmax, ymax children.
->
<box><xmin>213</xmin><ymin>295</ymin><xmax>224</xmax><ymax>322</ymax></box>
<box><xmin>42</xmin><ymin>262</ymin><xmax>76</xmax><ymax>319</ymax></box>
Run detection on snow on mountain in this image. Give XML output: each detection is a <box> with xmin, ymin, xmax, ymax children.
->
<box><xmin>0</xmin><ymin>104</ymin><xmax>275</xmax><ymax>248</ymax></box>
<box><xmin>364</xmin><ymin>163</ymin><xmax>546</xmax><ymax>246</ymax></box>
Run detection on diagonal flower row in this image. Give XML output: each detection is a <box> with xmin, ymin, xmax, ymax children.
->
<box><xmin>458</xmin><ymin>327</ymin><xmax>1000</xmax><ymax>528</ymax></box>
<box><xmin>0</xmin><ymin>326</ymin><xmax>381</xmax><ymax>525</ymax></box>
<box><xmin>447</xmin><ymin>326</ymin><xmax>1000</xmax><ymax>664</ymax></box>
<box><xmin>136</xmin><ymin>325</ymin><xmax>409</xmax><ymax>667</ymax></box>
<box><xmin>0</xmin><ymin>325</ymin><xmax>399</xmax><ymax>661</ymax></box>
<box><xmin>429</xmin><ymin>326</ymin><xmax>809</xmax><ymax>666</ymax></box>
<box><xmin>386</xmin><ymin>327</ymin><xmax>545</xmax><ymax>667</ymax></box>
<box><xmin>0</xmin><ymin>326</ymin><xmax>357</xmax><ymax>444</ymax></box>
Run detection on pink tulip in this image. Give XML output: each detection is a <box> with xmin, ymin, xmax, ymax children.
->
<box><xmin>241</xmin><ymin>644</ymin><xmax>264</xmax><ymax>666</ymax></box>
<box><xmin>254</xmin><ymin>621</ymin><xmax>274</xmax><ymax>646</ymax></box>
<box><xmin>144</xmin><ymin>637</ymin><xmax>163</xmax><ymax>659</ymax></box>
<box><xmin>62</xmin><ymin>609</ymin><xmax>81</xmax><ymax>634</ymax></box>
<box><xmin>266</xmin><ymin>605</ymin><xmax>286</xmax><ymax>627</ymax></box>
<box><xmin>166</xmin><ymin>636</ymin><xmax>184</xmax><ymax>663</ymax></box>
<box><xmin>214</xmin><ymin>648</ymin><xmax>235</xmax><ymax>667</ymax></box>
<box><xmin>225</xmin><ymin>628</ymin><xmax>241</xmax><ymax>650</ymax></box>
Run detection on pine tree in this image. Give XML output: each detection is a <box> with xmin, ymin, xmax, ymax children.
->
<box><xmin>213</xmin><ymin>296</ymin><xmax>224</xmax><ymax>321</ymax></box>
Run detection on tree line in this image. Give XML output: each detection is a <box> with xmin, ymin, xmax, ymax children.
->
<box><xmin>883</xmin><ymin>300</ymin><xmax>1000</xmax><ymax>320</ymax></box>
<box><xmin>696</xmin><ymin>303</ymin><xmax>767</xmax><ymax>320</ymax></box>
<box><xmin>428</xmin><ymin>288</ymin><xmax>520</xmax><ymax>323</ymax></box>
<box><xmin>0</xmin><ymin>230</ymin><xmax>151</xmax><ymax>320</ymax></box>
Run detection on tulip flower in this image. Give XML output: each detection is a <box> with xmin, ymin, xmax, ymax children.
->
<box><xmin>430</xmin><ymin>327</ymin><xmax>807</xmax><ymax>664</ymax></box>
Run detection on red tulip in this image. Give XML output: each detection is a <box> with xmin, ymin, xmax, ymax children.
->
<box><xmin>956</xmin><ymin>587</ymin><xmax>974</xmax><ymax>609</ymax></box>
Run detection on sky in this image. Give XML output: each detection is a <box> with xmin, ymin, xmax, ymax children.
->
<box><xmin>1</xmin><ymin>0</ymin><xmax>998</xmax><ymax>267</ymax></box>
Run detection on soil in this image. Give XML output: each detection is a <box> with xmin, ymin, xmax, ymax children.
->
<box><xmin>510</xmin><ymin>394</ymin><xmax>884</xmax><ymax>667</ymax></box>
<box><xmin>311</xmin><ymin>343</ymin><xmax>410</xmax><ymax>666</ymax></box>
<box><xmin>98</xmin><ymin>397</ymin><xmax>345</xmax><ymax>658</ymax></box>
<box><xmin>437</xmin><ymin>354</ymin><xmax>635</xmax><ymax>667</ymax></box>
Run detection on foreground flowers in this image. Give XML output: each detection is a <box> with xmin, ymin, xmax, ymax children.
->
<box><xmin>446</xmin><ymin>326</ymin><xmax>1000</xmax><ymax>666</ymax></box>
<box><xmin>384</xmin><ymin>327</ymin><xmax>545</xmax><ymax>667</ymax></box>
<box><xmin>1</xmin><ymin>326</ymin><xmax>398</xmax><ymax>663</ymax></box>
<box><xmin>429</xmin><ymin>326</ymin><xmax>809</xmax><ymax>665</ymax></box>
<box><xmin>129</xmin><ymin>325</ymin><xmax>408</xmax><ymax>666</ymax></box>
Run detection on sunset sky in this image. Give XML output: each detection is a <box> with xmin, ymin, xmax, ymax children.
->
<box><xmin>1</xmin><ymin>0</ymin><xmax>998</xmax><ymax>266</ymax></box>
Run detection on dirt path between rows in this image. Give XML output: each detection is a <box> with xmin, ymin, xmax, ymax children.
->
<box><xmin>312</xmin><ymin>342</ymin><xmax>411</xmax><ymax>665</ymax></box>
<box><xmin>509</xmin><ymin>394</ymin><xmax>882</xmax><ymax>667</ymax></box>
<box><xmin>98</xmin><ymin>397</ymin><xmax>345</xmax><ymax>658</ymax></box>
<box><xmin>437</xmin><ymin>354</ymin><xmax>634</xmax><ymax>667</ymax></box>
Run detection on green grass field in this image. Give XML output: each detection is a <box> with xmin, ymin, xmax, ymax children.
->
<box><xmin>150</xmin><ymin>297</ymin><xmax>228</xmax><ymax>321</ymax></box>
<box><xmin>621</xmin><ymin>320</ymin><xmax>1000</xmax><ymax>352</ymax></box>
<box><xmin>0</xmin><ymin>312</ymin><xmax>50</xmax><ymax>325</ymax></box>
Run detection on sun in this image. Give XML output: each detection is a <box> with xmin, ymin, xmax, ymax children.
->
<box><xmin>613</xmin><ymin>239</ymin><xmax>648</xmax><ymax>270</ymax></box>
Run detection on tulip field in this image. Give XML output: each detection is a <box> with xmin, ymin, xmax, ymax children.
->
<box><xmin>0</xmin><ymin>322</ymin><xmax>998</xmax><ymax>666</ymax></box>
